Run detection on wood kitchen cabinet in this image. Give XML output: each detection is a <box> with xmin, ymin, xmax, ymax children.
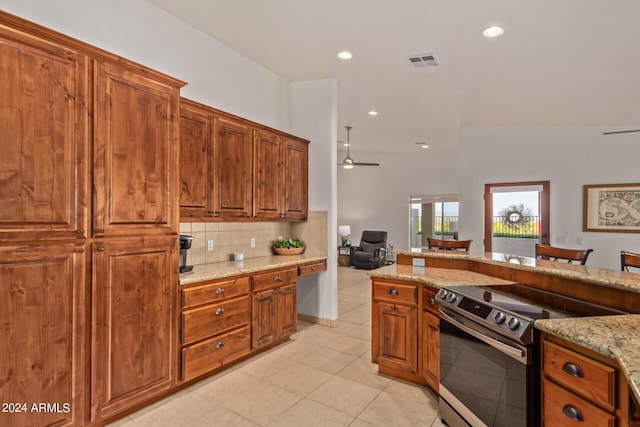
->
<box><xmin>91</xmin><ymin>237</ymin><xmax>178</xmax><ymax>422</ymax></box>
<box><xmin>281</xmin><ymin>137</ymin><xmax>308</xmax><ymax>221</ymax></box>
<box><xmin>251</xmin><ymin>267</ymin><xmax>298</xmax><ymax>349</ymax></box>
<box><xmin>94</xmin><ymin>61</ymin><xmax>180</xmax><ymax>237</ymax></box>
<box><xmin>179</xmin><ymin>99</ymin><xmax>215</xmax><ymax>220</ymax></box>
<box><xmin>0</xmin><ymin>243</ymin><xmax>86</xmax><ymax>427</ymax></box>
<box><xmin>253</xmin><ymin>128</ymin><xmax>283</xmax><ymax>220</ymax></box>
<box><xmin>181</xmin><ymin>276</ymin><xmax>251</xmax><ymax>381</ymax></box>
<box><xmin>372</xmin><ymin>278</ymin><xmax>421</xmax><ymax>382</ymax></box>
<box><xmin>422</xmin><ymin>286</ymin><xmax>440</xmax><ymax>392</ymax></box>
<box><xmin>541</xmin><ymin>333</ymin><xmax>632</xmax><ymax>427</ymax></box>
<box><xmin>0</xmin><ymin>24</ymin><xmax>89</xmax><ymax>242</ymax></box>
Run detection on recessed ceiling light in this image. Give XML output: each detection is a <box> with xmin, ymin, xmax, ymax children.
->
<box><xmin>415</xmin><ymin>142</ymin><xmax>429</xmax><ymax>148</ymax></box>
<box><xmin>368</xmin><ymin>110</ymin><xmax>378</xmax><ymax>116</ymax></box>
<box><xmin>483</xmin><ymin>26</ymin><xmax>504</xmax><ymax>38</ymax></box>
<box><xmin>337</xmin><ymin>51</ymin><xmax>352</xmax><ymax>59</ymax></box>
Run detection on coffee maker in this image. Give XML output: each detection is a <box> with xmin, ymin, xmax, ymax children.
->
<box><xmin>179</xmin><ymin>235</ymin><xmax>194</xmax><ymax>273</ymax></box>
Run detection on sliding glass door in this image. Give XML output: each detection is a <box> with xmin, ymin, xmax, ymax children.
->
<box><xmin>410</xmin><ymin>195</ymin><xmax>459</xmax><ymax>247</ymax></box>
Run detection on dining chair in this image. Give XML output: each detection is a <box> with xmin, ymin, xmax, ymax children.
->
<box><xmin>621</xmin><ymin>251</ymin><xmax>640</xmax><ymax>271</ymax></box>
<box><xmin>427</xmin><ymin>238</ymin><xmax>472</xmax><ymax>252</ymax></box>
<box><xmin>535</xmin><ymin>244</ymin><xmax>593</xmax><ymax>265</ymax></box>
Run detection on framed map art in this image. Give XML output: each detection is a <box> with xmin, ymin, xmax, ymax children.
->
<box><xmin>583</xmin><ymin>183</ymin><xmax>640</xmax><ymax>232</ymax></box>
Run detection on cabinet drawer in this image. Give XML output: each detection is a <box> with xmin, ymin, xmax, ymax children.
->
<box><xmin>543</xmin><ymin>378</ymin><xmax>615</xmax><ymax>427</ymax></box>
<box><xmin>298</xmin><ymin>260</ymin><xmax>326</xmax><ymax>276</ymax></box>
<box><xmin>182</xmin><ymin>325</ymin><xmax>251</xmax><ymax>381</ymax></box>
<box><xmin>253</xmin><ymin>267</ymin><xmax>298</xmax><ymax>291</ymax></box>
<box><xmin>543</xmin><ymin>340</ymin><xmax>616</xmax><ymax>411</ymax></box>
<box><xmin>182</xmin><ymin>296</ymin><xmax>250</xmax><ymax>345</ymax></box>
<box><xmin>182</xmin><ymin>276</ymin><xmax>250</xmax><ymax>309</ymax></box>
<box><xmin>373</xmin><ymin>280</ymin><xmax>417</xmax><ymax>304</ymax></box>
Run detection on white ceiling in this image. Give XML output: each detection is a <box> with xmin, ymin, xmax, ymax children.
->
<box><xmin>149</xmin><ymin>0</ymin><xmax>640</xmax><ymax>155</ymax></box>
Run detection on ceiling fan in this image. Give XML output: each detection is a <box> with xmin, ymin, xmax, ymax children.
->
<box><xmin>603</xmin><ymin>129</ymin><xmax>640</xmax><ymax>135</ymax></box>
<box><xmin>340</xmin><ymin>126</ymin><xmax>380</xmax><ymax>168</ymax></box>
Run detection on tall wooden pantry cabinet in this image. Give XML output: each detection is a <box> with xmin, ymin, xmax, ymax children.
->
<box><xmin>0</xmin><ymin>11</ymin><xmax>184</xmax><ymax>427</ymax></box>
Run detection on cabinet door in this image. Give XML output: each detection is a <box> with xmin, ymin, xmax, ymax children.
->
<box><xmin>422</xmin><ymin>311</ymin><xmax>440</xmax><ymax>392</ymax></box>
<box><xmin>179</xmin><ymin>100</ymin><xmax>214</xmax><ymax>220</ymax></box>
<box><xmin>253</xmin><ymin>129</ymin><xmax>282</xmax><ymax>219</ymax></box>
<box><xmin>0</xmin><ymin>27</ymin><xmax>89</xmax><ymax>241</ymax></box>
<box><xmin>373</xmin><ymin>301</ymin><xmax>418</xmax><ymax>374</ymax></box>
<box><xmin>0</xmin><ymin>243</ymin><xmax>86</xmax><ymax>427</ymax></box>
<box><xmin>251</xmin><ymin>288</ymin><xmax>277</xmax><ymax>349</ymax></box>
<box><xmin>281</xmin><ymin>137</ymin><xmax>308</xmax><ymax>221</ymax></box>
<box><xmin>275</xmin><ymin>283</ymin><xmax>297</xmax><ymax>338</ymax></box>
<box><xmin>214</xmin><ymin>117</ymin><xmax>252</xmax><ymax>219</ymax></box>
<box><xmin>94</xmin><ymin>62</ymin><xmax>179</xmax><ymax>236</ymax></box>
<box><xmin>91</xmin><ymin>237</ymin><xmax>178</xmax><ymax>421</ymax></box>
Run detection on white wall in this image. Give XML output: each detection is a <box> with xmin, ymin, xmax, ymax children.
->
<box><xmin>459</xmin><ymin>127</ymin><xmax>640</xmax><ymax>270</ymax></box>
<box><xmin>0</xmin><ymin>0</ymin><xmax>292</xmax><ymax>131</ymax></box>
<box><xmin>337</xmin><ymin>151</ymin><xmax>459</xmax><ymax>251</ymax></box>
<box><xmin>290</xmin><ymin>80</ymin><xmax>338</xmax><ymax>321</ymax></box>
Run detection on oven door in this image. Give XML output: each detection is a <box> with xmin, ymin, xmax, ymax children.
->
<box><xmin>439</xmin><ymin>307</ymin><xmax>537</xmax><ymax>427</ymax></box>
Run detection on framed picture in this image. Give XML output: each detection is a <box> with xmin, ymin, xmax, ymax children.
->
<box><xmin>583</xmin><ymin>183</ymin><xmax>640</xmax><ymax>232</ymax></box>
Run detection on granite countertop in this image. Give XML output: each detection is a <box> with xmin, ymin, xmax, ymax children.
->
<box><xmin>368</xmin><ymin>264</ymin><xmax>515</xmax><ymax>288</ymax></box>
<box><xmin>396</xmin><ymin>248</ymin><xmax>640</xmax><ymax>294</ymax></box>
<box><xmin>179</xmin><ymin>254</ymin><xmax>328</xmax><ymax>285</ymax></box>
<box><xmin>536</xmin><ymin>315</ymin><xmax>640</xmax><ymax>404</ymax></box>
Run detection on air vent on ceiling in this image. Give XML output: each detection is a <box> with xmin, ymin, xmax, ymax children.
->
<box><xmin>406</xmin><ymin>53</ymin><xmax>439</xmax><ymax>68</ymax></box>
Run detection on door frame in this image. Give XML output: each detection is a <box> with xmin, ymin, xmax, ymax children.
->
<box><xmin>484</xmin><ymin>181</ymin><xmax>550</xmax><ymax>252</ymax></box>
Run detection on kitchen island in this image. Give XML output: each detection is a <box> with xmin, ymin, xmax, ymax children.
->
<box><xmin>369</xmin><ymin>248</ymin><xmax>640</xmax><ymax>418</ymax></box>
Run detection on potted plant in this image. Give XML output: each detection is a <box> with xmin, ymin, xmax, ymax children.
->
<box><xmin>273</xmin><ymin>237</ymin><xmax>305</xmax><ymax>255</ymax></box>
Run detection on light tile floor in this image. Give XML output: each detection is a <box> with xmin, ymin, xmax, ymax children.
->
<box><xmin>108</xmin><ymin>267</ymin><xmax>447</xmax><ymax>427</ymax></box>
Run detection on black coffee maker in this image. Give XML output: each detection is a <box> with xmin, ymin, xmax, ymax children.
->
<box><xmin>179</xmin><ymin>235</ymin><xmax>194</xmax><ymax>273</ymax></box>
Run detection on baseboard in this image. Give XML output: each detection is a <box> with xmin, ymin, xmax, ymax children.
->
<box><xmin>297</xmin><ymin>313</ymin><xmax>338</xmax><ymax>327</ymax></box>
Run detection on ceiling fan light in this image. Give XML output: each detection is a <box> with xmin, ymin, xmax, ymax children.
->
<box><xmin>343</xmin><ymin>156</ymin><xmax>354</xmax><ymax>169</ymax></box>
<box><xmin>483</xmin><ymin>26</ymin><xmax>504</xmax><ymax>38</ymax></box>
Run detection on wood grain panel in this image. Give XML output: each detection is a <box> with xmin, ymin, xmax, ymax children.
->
<box><xmin>374</xmin><ymin>301</ymin><xmax>418</xmax><ymax>374</ymax></box>
<box><xmin>0</xmin><ymin>26</ymin><xmax>88</xmax><ymax>241</ymax></box>
<box><xmin>275</xmin><ymin>283</ymin><xmax>297</xmax><ymax>338</ymax></box>
<box><xmin>181</xmin><ymin>276</ymin><xmax>250</xmax><ymax>309</ymax></box>
<box><xmin>182</xmin><ymin>296</ymin><xmax>250</xmax><ymax>345</ymax></box>
<box><xmin>253</xmin><ymin>129</ymin><xmax>282</xmax><ymax>219</ymax></box>
<box><xmin>543</xmin><ymin>378</ymin><xmax>615</xmax><ymax>427</ymax></box>
<box><xmin>94</xmin><ymin>62</ymin><xmax>179</xmax><ymax>236</ymax></box>
<box><xmin>0</xmin><ymin>243</ymin><xmax>85</xmax><ymax>427</ymax></box>
<box><xmin>251</xmin><ymin>288</ymin><xmax>277</xmax><ymax>349</ymax></box>
<box><xmin>282</xmin><ymin>137</ymin><xmax>308</xmax><ymax>220</ymax></box>
<box><xmin>91</xmin><ymin>237</ymin><xmax>178</xmax><ymax>421</ymax></box>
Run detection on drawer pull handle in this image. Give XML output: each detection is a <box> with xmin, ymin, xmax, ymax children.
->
<box><xmin>215</xmin><ymin>287</ymin><xmax>225</xmax><ymax>294</ymax></box>
<box><xmin>311</xmin><ymin>265</ymin><xmax>317</xmax><ymax>270</ymax></box>
<box><xmin>391</xmin><ymin>305</ymin><xmax>397</xmax><ymax>311</ymax></box>
<box><xmin>562</xmin><ymin>362</ymin><xmax>583</xmax><ymax>378</ymax></box>
<box><xmin>215</xmin><ymin>307</ymin><xmax>225</xmax><ymax>315</ymax></box>
<box><xmin>97</xmin><ymin>247</ymin><xmax>105</xmax><ymax>252</ymax></box>
<box><xmin>389</xmin><ymin>288</ymin><xmax>399</xmax><ymax>296</ymax></box>
<box><xmin>274</xmin><ymin>275</ymin><xmax>282</xmax><ymax>282</ymax></box>
<box><xmin>428</xmin><ymin>297</ymin><xmax>436</xmax><ymax>305</ymax></box>
<box><xmin>562</xmin><ymin>404</ymin><xmax>583</xmax><ymax>422</ymax></box>
<box><xmin>96</xmin><ymin>228</ymin><xmax>105</xmax><ymax>234</ymax></box>
<box><xmin>216</xmin><ymin>341</ymin><xmax>224</xmax><ymax>349</ymax></box>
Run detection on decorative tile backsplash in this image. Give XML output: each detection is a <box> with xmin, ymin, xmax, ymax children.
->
<box><xmin>180</xmin><ymin>211</ymin><xmax>328</xmax><ymax>266</ymax></box>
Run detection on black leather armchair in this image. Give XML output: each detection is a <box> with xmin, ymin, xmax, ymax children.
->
<box><xmin>349</xmin><ymin>230</ymin><xmax>387</xmax><ymax>269</ymax></box>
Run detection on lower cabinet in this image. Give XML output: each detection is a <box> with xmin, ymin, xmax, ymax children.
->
<box><xmin>251</xmin><ymin>267</ymin><xmax>298</xmax><ymax>349</ymax></box>
<box><xmin>371</xmin><ymin>278</ymin><xmax>420</xmax><ymax>381</ymax></box>
<box><xmin>422</xmin><ymin>310</ymin><xmax>440</xmax><ymax>391</ymax></box>
<box><xmin>0</xmin><ymin>243</ymin><xmax>86</xmax><ymax>427</ymax></box>
<box><xmin>181</xmin><ymin>276</ymin><xmax>251</xmax><ymax>381</ymax></box>
<box><xmin>91</xmin><ymin>237</ymin><xmax>178</xmax><ymax>422</ymax></box>
<box><xmin>541</xmin><ymin>333</ymin><xmax>631</xmax><ymax>427</ymax></box>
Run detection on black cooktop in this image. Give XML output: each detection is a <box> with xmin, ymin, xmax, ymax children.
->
<box><xmin>446</xmin><ymin>284</ymin><xmax>626</xmax><ymax>320</ymax></box>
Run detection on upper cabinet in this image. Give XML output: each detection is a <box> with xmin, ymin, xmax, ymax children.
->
<box><xmin>94</xmin><ymin>62</ymin><xmax>180</xmax><ymax>236</ymax></box>
<box><xmin>0</xmin><ymin>25</ymin><xmax>89</xmax><ymax>241</ymax></box>
<box><xmin>179</xmin><ymin>98</ymin><xmax>309</xmax><ymax>222</ymax></box>
<box><xmin>214</xmin><ymin>116</ymin><xmax>253</xmax><ymax>219</ymax></box>
<box><xmin>179</xmin><ymin>99</ymin><xmax>215</xmax><ymax>220</ymax></box>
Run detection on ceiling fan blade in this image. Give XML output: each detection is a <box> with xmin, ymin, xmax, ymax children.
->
<box><xmin>603</xmin><ymin>129</ymin><xmax>640</xmax><ymax>135</ymax></box>
<box><xmin>353</xmin><ymin>162</ymin><xmax>380</xmax><ymax>166</ymax></box>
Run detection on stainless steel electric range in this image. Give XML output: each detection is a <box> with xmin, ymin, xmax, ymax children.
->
<box><xmin>436</xmin><ymin>283</ymin><xmax>626</xmax><ymax>427</ymax></box>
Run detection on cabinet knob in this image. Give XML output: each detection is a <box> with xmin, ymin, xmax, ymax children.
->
<box><xmin>216</xmin><ymin>341</ymin><xmax>225</xmax><ymax>349</ymax></box>
<box><xmin>311</xmin><ymin>265</ymin><xmax>317</xmax><ymax>271</ymax></box>
<box><xmin>562</xmin><ymin>404</ymin><xmax>583</xmax><ymax>422</ymax></box>
<box><xmin>215</xmin><ymin>307</ymin><xmax>225</xmax><ymax>315</ymax></box>
<box><xmin>96</xmin><ymin>228</ymin><xmax>105</xmax><ymax>234</ymax></box>
<box><xmin>274</xmin><ymin>275</ymin><xmax>282</xmax><ymax>282</ymax></box>
<box><xmin>562</xmin><ymin>362</ymin><xmax>583</xmax><ymax>378</ymax></box>
<box><xmin>97</xmin><ymin>247</ymin><xmax>105</xmax><ymax>252</ymax></box>
<box><xmin>215</xmin><ymin>287</ymin><xmax>225</xmax><ymax>294</ymax></box>
<box><xmin>389</xmin><ymin>288</ymin><xmax>399</xmax><ymax>296</ymax></box>
<box><xmin>428</xmin><ymin>297</ymin><xmax>436</xmax><ymax>305</ymax></box>
<box><xmin>78</xmin><ymin>229</ymin><xmax>84</xmax><ymax>235</ymax></box>
<box><xmin>77</xmin><ymin>248</ymin><xmax>85</xmax><ymax>253</ymax></box>
<box><xmin>391</xmin><ymin>305</ymin><xmax>397</xmax><ymax>311</ymax></box>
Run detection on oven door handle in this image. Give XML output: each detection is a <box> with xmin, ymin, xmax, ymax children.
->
<box><xmin>440</xmin><ymin>309</ymin><xmax>526</xmax><ymax>362</ymax></box>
